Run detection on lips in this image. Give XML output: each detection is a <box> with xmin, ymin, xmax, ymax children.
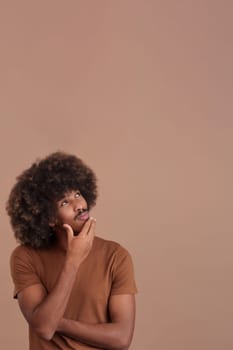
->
<box><xmin>75</xmin><ymin>210</ymin><xmax>89</xmax><ymax>221</ymax></box>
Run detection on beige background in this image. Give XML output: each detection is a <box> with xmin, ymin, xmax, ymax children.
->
<box><xmin>1</xmin><ymin>1</ymin><xmax>233</xmax><ymax>349</ymax></box>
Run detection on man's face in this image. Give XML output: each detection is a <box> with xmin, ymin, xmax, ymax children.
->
<box><xmin>51</xmin><ymin>190</ymin><xmax>89</xmax><ymax>235</ymax></box>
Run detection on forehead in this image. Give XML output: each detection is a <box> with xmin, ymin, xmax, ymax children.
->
<box><xmin>56</xmin><ymin>189</ymin><xmax>79</xmax><ymax>201</ymax></box>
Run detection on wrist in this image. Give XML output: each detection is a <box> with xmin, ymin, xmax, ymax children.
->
<box><xmin>64</xmin><ymin>255</ymin><xmax>81</xmax><ymax>271</ymax></box>
<box><xmin>57</xmin><ymin>318</ymin><xmax>66</xmax><ymax>333</ymax></box>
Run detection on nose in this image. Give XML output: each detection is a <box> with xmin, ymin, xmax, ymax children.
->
<box><xmin>73</xmin><ymin>199</ymin><xmax>83</xmax><ymax>212</ymax></box>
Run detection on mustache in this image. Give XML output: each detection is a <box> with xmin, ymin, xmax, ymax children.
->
<box><xmin>74</xmin><ymin>208</ymin><xmax>88</xmax><ymax>220</ymax></box>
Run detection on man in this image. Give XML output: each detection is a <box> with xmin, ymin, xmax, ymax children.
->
<box><xmin>6</xmin><ymin>152</ymin><xmax>137</xmax><ymax>350</ymax></box>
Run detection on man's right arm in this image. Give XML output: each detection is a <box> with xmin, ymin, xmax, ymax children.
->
<box><xmin>17</xmin><ymin>218</ymin><xmax>95</xmax><ymax>341</ymax></box>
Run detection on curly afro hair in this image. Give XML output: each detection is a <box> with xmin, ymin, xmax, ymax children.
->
<box><xmin>6</xmin><ymin>152</ymin><xmax>98</xmax><ymax>249</ymax></box>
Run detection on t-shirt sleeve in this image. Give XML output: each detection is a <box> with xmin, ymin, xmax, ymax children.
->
<box><xmin>110</xmin><ymin>245</ymin><xmax>137</xmax><ymax>296</ymax></box>
<box><xmin>10</xmin><ymin>246</ymin><xmax>42</xmax><ymax>298</ymax></box>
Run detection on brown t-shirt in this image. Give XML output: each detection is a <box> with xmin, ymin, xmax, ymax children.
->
<box><xmin>10</xmin><ymin>236</ymin><xmax>137</xmax><ymax>350</ymax></box>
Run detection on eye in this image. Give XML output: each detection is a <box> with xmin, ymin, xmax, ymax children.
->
<box><xmin>60</xmin><ymin>199</ymin><xmax>68</xmax><ymax>207</ymax></box>
<box><xmin>75</xmin><ymin>191</ymin><xmax>81</xmax><ymax>198</ymax></box>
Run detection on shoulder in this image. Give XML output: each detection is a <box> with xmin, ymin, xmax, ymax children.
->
<box><xmin>93</xmin><ymin>236</ymin><xmax>130</xmax><ymax>256</ymax></box>
<box><xmin>93</xmin><ymin>238</ymin><xmax>138</xmax><ymax>295</ymax></box>
<box><xmin>10</xmin><ymin>244</ymin><xmax>41</xmax><ymax>268</ymax></box>
<box><xmin>11</xmin><ymin>244</ymin><xmax>33</xmax><ymax>260</ymax></box>
<box><xmin>10</xmin><ymin>245</ymin><xmax>45</xmax><ymax>299</ymax></box>
<box><xmin>94</xmin><ymin>236</ymin><xmax>120</xmax><ymax>249</ymax></box>
<box><xmin>93</xmin><ymin>236</ymin><xmax>134</xmax><ymax>268</ymax></box>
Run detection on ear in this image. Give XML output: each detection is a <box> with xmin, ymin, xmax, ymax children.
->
<box><xmin>49</xmin><ymin>217</ymin><xmax>57</xmax><ymax>227</ymax></box>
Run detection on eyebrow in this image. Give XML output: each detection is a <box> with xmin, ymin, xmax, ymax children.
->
<box><xmin>57</xmin><ymin>190</ymin><xmax>80</xmax><ymax>202</ymax></box>
<box><xmin>57</xmin><ymin>195</ymin><xmax>67</xmax><ymax>203</ymax></box>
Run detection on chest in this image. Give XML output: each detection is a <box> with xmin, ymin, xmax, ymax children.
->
<box><xmin>36</xmin><ymin>248</ymin><xmax>114</xmax><ymax>321</ymax></box>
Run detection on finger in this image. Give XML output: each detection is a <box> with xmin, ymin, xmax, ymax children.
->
<box><xmin>63</xmin><ymin>224</ymin><xmax>74</xmax><ymax>242</ymax></box>
<box><xmin>78</xmin><ymin>218</ymin><xmax>93</xmax><ymax>237</ymax></box>
<box><xmin>87</xmin><ymin>218</ymin><xmax>96</xmax><ymax>236</ymax></box>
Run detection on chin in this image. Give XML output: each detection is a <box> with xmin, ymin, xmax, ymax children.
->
<box><xmin>71</xmin><ymin>219</ymin><xmax>87</xmax><ymax>235</ymax></box>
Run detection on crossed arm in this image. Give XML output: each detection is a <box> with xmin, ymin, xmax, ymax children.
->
<box><xmin>57</xmin><ymin>294</ymin><xmax>136</xmax><ymax>349</ymax></box>
<box><xmin>18</xmin><ymin>282</ymin><xmax>136</xmax><ymax>350</ymax></box>
<box><xmin>17</xmin><ymin>219</ymin><xmax>136</xmax><ymax>349</ymax></box>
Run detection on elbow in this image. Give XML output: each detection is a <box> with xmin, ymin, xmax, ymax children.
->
<box><xmin>30</xmin><ymin>321</ymin><xmax>56</xmax><ymax>341</ymax></box>
<box><xmin>114</xmin><ymin>343</ymin><xmax>130</xmax><ymax>350</ymax></box>
<box><xmin>36</xmin><ymin>329</ymin><xmax>55</xmax><ymax>341</ymax></box>
<box><xmin>117</xmin><ymin>339</ymin><xmax>131</xmax><ymax>350</ymax></box>
<box><xmin>34</xmin><ymin>326</ymin><xmax>55</xmax><ymax>341</ymax></box>
<box><xmin>113</xmin><ymin>331</ymin><xmax>132</xmax><ymax>350</ymax></box>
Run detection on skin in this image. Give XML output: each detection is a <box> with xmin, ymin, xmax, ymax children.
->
<box><xmin>17</xmin><ymin>190</ymin><xmax>136</xmax><ymax>350</ymax></box>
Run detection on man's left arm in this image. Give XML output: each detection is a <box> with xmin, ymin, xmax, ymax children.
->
<box><xmin>57</xmin><ymin>293</ymin><xmax>136</xmax><ymax>350</ymax></box>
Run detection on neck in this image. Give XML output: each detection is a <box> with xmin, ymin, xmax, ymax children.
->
<box><xmin>53</xmin><ymin>228</ymin><xmax>68</xmax><ymax>253</ymax></box>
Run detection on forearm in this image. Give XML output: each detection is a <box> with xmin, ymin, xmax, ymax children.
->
<box><xmin>31</xmin><ymin>258</ymin><xmax>79</xmax><ymax>340</ymax></box>
<box><xmin>57</xmin><ymin>318</ymin><xmax>131</xmax><ymax>350</ymax></box>
<box><xmin>18</xmin><ymin>219</ymin><xmax>95</xmax><ymax>341</ymax></box>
